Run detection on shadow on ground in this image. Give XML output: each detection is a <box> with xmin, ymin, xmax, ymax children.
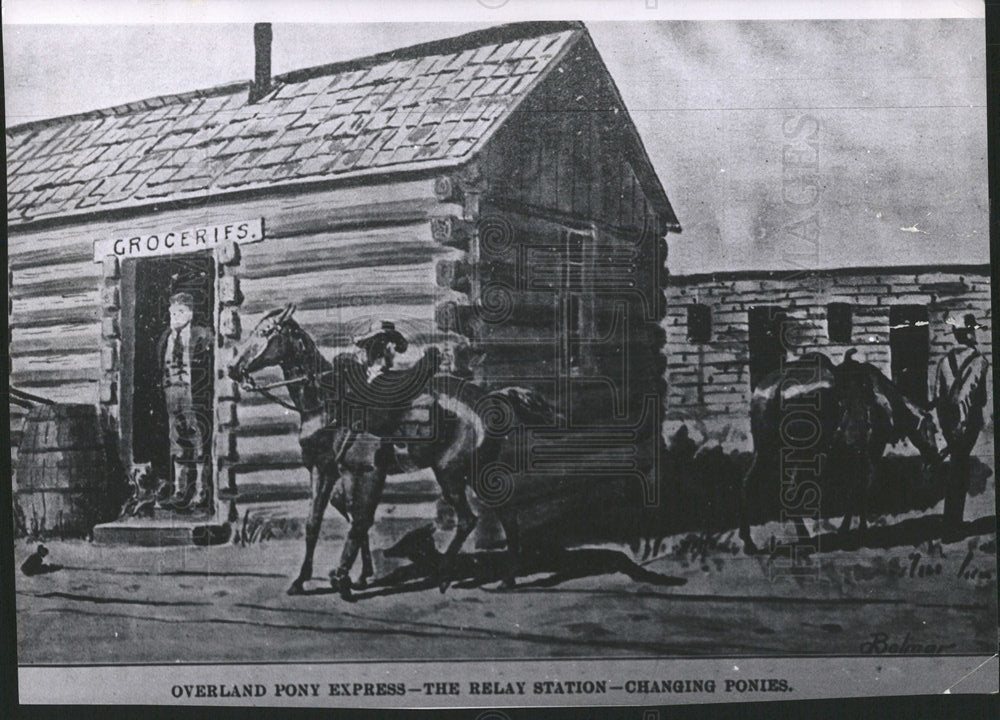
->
<box><xmin>299</xmin><ymin>528</ymin><xmax>686</xmax><ymax>601</ymax></box>
<box><xmin>784</xmin><ymin>514</ymin><xmax>997</xmax><ymax>555</ymax></box>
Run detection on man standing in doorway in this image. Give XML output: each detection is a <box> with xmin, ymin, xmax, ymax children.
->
<box><xmin>933</xmin><ymin>313</ymin><xmax>990</xmax><ymax>535</ymax></box>
<box><xmin>156</xmin><ymin>292</ymin><xmax>214</xmax><ymax>509</ymax></box>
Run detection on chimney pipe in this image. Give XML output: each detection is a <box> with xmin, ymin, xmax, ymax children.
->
<box><xmin>249</xmin><ymin>23</ymin><xmax>272</xmax><ymax>103</ymax></box>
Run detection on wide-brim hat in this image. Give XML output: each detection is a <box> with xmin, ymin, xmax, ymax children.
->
<box><xmin>354</xmin><ymin>320</ymin><xmax>408</xmax><ymax>352</ymax></box>
<box><xmin>946</xmin><ymin>313</ymin><xmax>986</xmax><ymax>332</ymax></box>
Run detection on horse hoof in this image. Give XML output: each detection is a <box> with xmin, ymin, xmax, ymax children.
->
<box><xmin>287</xmin><ymin>583</ymin><xmax>304</xmax><ymax>596</ymax></box>
<box><xmin>439</xmin><ymin>580</ymin><xmax>450</xmax><ymax>594</ymax></box>
<box><xmin>742</xmin><ymin>540</ymin><xmax>759</xmax><ymax>556</ymax></box>
<box><xmin>332</xmin><ymin>574</ymin><xmax>354</xmax><ymax>602</ymax></box>
<box><xmin>354</xmin><ymin>577</ymin><xmax>369</xmax><ymax>590</ymax></box>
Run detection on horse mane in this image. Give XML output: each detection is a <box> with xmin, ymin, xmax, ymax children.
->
<box><xmin>283</xmin><ymin>318</ymin><xmax>333</xmax><ymax>376</ymax></box>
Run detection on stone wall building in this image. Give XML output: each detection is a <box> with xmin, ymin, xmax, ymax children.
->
<box><xmin>664</xmin><ymin>264</ymin><xmax>993</xmax><ymax>458</ymax></box>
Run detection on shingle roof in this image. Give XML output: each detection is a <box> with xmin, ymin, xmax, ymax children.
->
<box><xmin>6</xmin><ymin>22</ymin><xmax>583</xmax><ymax>225</ymax></box>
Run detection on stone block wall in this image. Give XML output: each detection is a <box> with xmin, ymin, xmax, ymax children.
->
<box><xmin>663</xmin><ymin>266</ymin><xmax>993</xmax><ymax>457</ymax></box>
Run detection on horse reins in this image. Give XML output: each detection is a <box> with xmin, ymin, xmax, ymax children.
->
<box><xmin>239</xmin><ymin>367</ymin><xmax>344</xmax><ymax>413</ymax></box>
<box><xmin>239</xmin><ymin>374</ymin><xmax>306</xmax><ymax>412</ymax></box>
<box><xmin>239</xmin><ymin>371</ymin><xmax>356</xmax><ymax>465</ymax></box>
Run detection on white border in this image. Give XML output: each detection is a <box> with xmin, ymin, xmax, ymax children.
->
<box><xmin>1</xmin><ymin>0</ymin><xmax>985</xmax><ymax>25</ymax></box>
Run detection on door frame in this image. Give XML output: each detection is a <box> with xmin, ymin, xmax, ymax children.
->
<box><xmin>97</xmin><ymin>237</ymin><xmax>248</xmax><ymax>524</ymax></box>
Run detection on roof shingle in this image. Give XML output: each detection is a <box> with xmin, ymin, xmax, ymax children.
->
<box><xmin>7</xmin><ymin>23</ymin><xmax>582</xmax><ymax>223</ymax></box>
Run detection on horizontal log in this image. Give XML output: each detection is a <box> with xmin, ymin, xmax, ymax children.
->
<box><xmin>477</xmin><ymin>356</ymin><xmax>562</xmax><ymax>384</ymax></box>
<box><xmin>6</xmin><ymin>381</ymin><xmax>98</xmax><ymax>404</ymax></box>
<box><xmin>9</xmin><ymin>177</ymin><xmax>442</xmax><ymax>242</ymax></box>
<box><xmin>486</xmin><ymin>202</ymin><xmax>661</xmax><ymax>249</ymax></box>
<box><xmin>11</xmin><ymin>292</ymin><xmax>100</xmax><ymax>329</ymax></box>
<box><xmin>231</xmin><ymin>450</ymin><xmax>303</xmax><ymax>473</ymax></box>
<box><xmin>12</xmin><ymin>344</ymin><xmax>98</xmax><ymax>367</ymax></box>
<box><xmin>241</xmin><ymin>240</ymin><xmax>442</xmax><ymax>283</ymax></box>
<box><xmin>11</xmin><ymin>260</ymin><xmax>100</xmax><ymax>299</ymax></box>
<box><xmin>10</xmin><ymin>323</ymin><xmax>101</xmax><ymax>357</ymax></box>
<box><xmin>236</xmin><ymin>429</ymin><xmax>298</xmax><ymax>456</ymax></box>
<box><xmin>9</xmin><ymin>243</ymin><xmax>93</xmax><ymax>271</ymax></box>
<box><xmin>241</xmin><ymin>268</ymin><xmax>452</xmax><ymax>314</ymax></box>
<box><xmin>471</xmin><ymin>340</ymin><xmax>560</xmax><ymax>365</ymax></box>
<box><xmin>10</xmin><ymin>366</ymin><xmax>102</xmax><ymax>387</ymax></box>
<box><xmin>473</xmin><ymin>322</ymin><xmax>564</xmax><ymax>344</ymax></box>
<box><xmin>269</xmin><ymin>198</ymin><xmax>461</xmax><ymax>239</ymax></box>
<box><xmin>240</xmin><ymin>223</ymin><xmax>460</xmax><ymax>280</ymax></box>
<box><xmin>235</xmin><ymin>416</ymin><xmax>299</xmax><ymax>438</ymax></box>
<box><xmin>234</xmin><ymin>400</ymin><xmax>299</xmax><ymax>435</ymax></box>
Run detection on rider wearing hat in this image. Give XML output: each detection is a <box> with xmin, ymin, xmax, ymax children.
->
<box><xmin>354</xmin><ymin>320</ymin><xmax>408</xmax><ymax>384</ymax></box>
<box><xmin>933</xmin><ymin>313</ymin><xmax>990</xmax><ymax>533</ymax></box>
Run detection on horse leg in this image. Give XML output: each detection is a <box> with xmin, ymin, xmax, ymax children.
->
<box><xmin>498</xmin><ymin>508</ymin><xmax>520</xmax><ymax>589</ymax></box>
<box><xmin>329</xmin><ymin>480</ymin><xmax>369</xmax><ymax>589</ymax></box>
<box><xmin>739</xmin><ymin>453</ymin><xmax>760</xmax><ymax>554</ymax></box>
<box><xmin>331</xmin><ymin>514</ymin><xmax>372</xmax><ymax>602</ymax></box>
<box><xmin>357</xmin><ymin>443</ymin><xmax>392</xmax><ymax>589</ymax></box>
<box><xmin>789</xmin><ymin>465</ymin><xmax>812</xmax><ymax>545</ymax></box>
<box><xmin>289</xmin><ymin>466</ymin><xmax>335</xmax><ymax>595</ymax></box>
<box><xmin>437</xmin><ymin>475</ymin><xmax>477</xmax><ymax>593</ymax></box>
<box><xmin>331</xmin><ymin>466</ymin><xmax>386</xmax><ymax>601</ymax></box>
<box><xmin>838</xmin><ymin>511</ymin><xmax>853</xmax><ymax>535</ymax></box>
<box><xmin>857</xmin><ymin>455</ymin><xmax>877</xmax><ymax>548</ymax></box>
<box><xmin>356</xmin><ymin>536</ymin><xmax>374</xmax><ymax>589</ymax></box>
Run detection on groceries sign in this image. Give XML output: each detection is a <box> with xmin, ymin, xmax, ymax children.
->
<box><xmin>94</xmin><ymin>218</ymin><xmax>264</xmax><ymax>261</ymax></box>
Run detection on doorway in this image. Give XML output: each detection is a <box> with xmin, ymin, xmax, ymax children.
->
<box><xmin>889</xmin><ymin>305</ymin><xmax>929</xmax><ymax>404</ymax></box>
<box><xmin>126</xmin><ymin>253</ymin><xmax>216</xmax><ymax>485</ymax></box>
<box><xmin>747</xmin><ymin>305</ymin><xmax>789</xmax><ymax>389</ymax></box>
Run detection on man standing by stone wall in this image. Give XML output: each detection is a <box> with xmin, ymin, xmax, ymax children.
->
<box><xmin>933</xmin><ymin>313</ymin><xmax>990</xmax><ymax>534</ymax></box>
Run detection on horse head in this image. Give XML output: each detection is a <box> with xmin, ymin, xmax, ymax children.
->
<box><xmin>228</xmin><ymin>304</ymin><xmax>298</xmax><ymax>385</ymax></box>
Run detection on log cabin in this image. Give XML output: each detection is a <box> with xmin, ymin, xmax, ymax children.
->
<box><xmin>7</xmin><ymin>21</ymin><xmax>679</xmax><ymax>541</ymax></box>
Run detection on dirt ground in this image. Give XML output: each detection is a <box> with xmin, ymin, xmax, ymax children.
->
<box><xmin>15</xmin><ymin>487</ymin><xmax>997</xmax><ymax>665</ymax></box>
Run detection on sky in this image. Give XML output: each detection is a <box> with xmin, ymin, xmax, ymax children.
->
<box><xmin>3</xmin><ymin>18</ymin><xmax>988</xmax><ymax>274</ymax></box>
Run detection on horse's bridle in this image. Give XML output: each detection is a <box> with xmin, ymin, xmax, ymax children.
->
<box><xmin>239</xmin><ymin>370</ymin><xmax>357</xmax><ymax>466</ymax></box>
<box><xmin>238</xmin><ymin>372</ymin><xmax>305</xmax><ymax>413</ymax></box>
<box><xmin>239</xmin><ymin>367</ymin><xmax>344</xmax><ymax>414</ymax></box>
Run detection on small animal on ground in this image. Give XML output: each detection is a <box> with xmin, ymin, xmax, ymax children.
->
<box><xmin>21</xmin><ymin>544</ymin><xmax>52</xmax><ymax>576</ymax></box>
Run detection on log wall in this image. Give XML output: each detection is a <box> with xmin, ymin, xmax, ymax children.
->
<box><xmin>8</xmin><ymin>178</ymin><xmax>460</xmax><ymax>513</ymax></box>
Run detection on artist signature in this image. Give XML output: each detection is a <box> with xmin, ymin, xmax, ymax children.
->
<box><xmin>859</xmin><ymin>632</ymin><xmax>957</xmax><ymax>655</ymax></box>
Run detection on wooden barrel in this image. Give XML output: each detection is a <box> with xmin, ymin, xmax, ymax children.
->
<box><xmin>14</xmin><ymin>404</ymin><xmax>116</xmax><ymax>538</ymax></box>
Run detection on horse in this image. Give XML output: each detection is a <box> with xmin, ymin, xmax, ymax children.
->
<box><xmin>228</xmin><ymin>304</ymin><xmax>558</xmax><ymax>599</ymax></box>
<box><xmin>738</xmin><ymin>349</ymin><xmax>941</xmax><ymax>554</ymax></box>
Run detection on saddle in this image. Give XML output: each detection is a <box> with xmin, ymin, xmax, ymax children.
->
<box><xmin>339</xmin><ymin>346</ymin><xmax>443</xmax><ymax>439</ymax></box>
